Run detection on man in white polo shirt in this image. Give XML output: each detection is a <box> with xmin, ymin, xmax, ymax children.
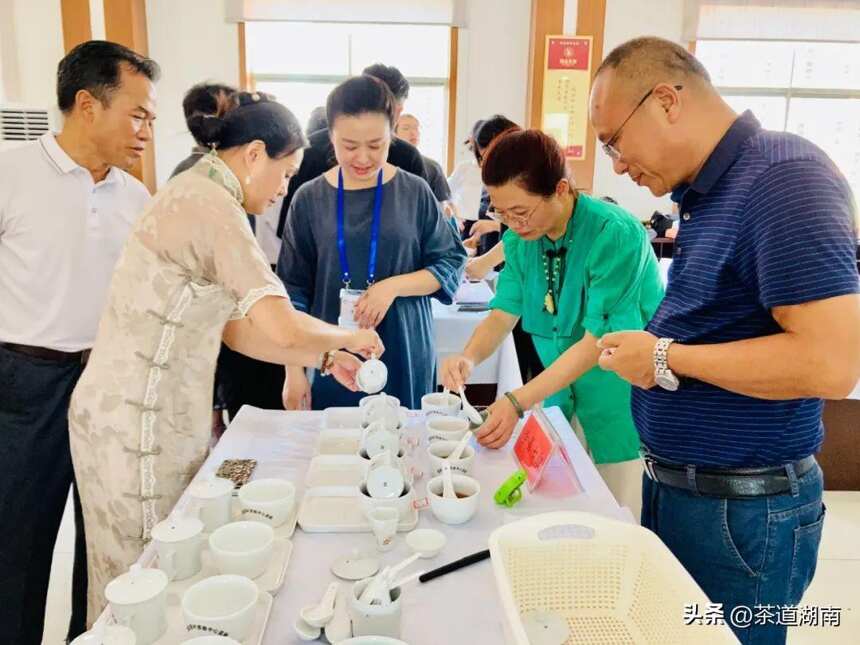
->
<box><xmin>0</xmin><ymin>40</ymin><xmax>158</xmax><ymax>644</ymax></box>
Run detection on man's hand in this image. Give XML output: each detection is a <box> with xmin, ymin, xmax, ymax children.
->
<box><xmin>597</xmin><ymin>331</ymin><xmax>659</xmax><ymax>389</ymax></box>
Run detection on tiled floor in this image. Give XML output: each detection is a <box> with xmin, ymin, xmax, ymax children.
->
<box><xmin>42</xmin><ymin>491</ymin><xmax>860</xmax><ymax>643</ymax></box>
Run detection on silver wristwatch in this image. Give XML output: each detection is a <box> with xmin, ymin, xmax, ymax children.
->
<box><xmin>654</xmin><ymin>337</ymin><xmax>680</xmax><ymax>391</ymax></box>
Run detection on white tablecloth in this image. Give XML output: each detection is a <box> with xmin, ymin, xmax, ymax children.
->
<box><xmin>433</xmin><ymin>280</ymin><xmax>522</xmax><ymax>395</ymax></box>
<box><xmin>102</xmin><ymin>405</ymin><xmax>624</xmax><ymax>644</ymax></box>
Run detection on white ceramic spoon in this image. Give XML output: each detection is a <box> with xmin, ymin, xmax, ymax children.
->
<box><xmin>389</xmin><ymin>569</ymin><xmax>426</xmax><ymax>591</ymax></box>
<box><xmin>441</xmin><ymin>461</ymin><xmax>456</xmax><ymax>499</ymax></box>
<box><xmin>300</xmin><ymin>581</ymin><xmax>340</xmax><ymax>627</ymax></box>
<box><xmin>459</xmin><ymin>387</ymin><xmax>483</xmax><ymax>426</ymax></box>
<box><xmin>359</xmin><ymin>566</ymin><xmax>391</xmax><ymax>604</ymax></box>
<box><xmin>293</xmin><ymin>614</ymin><xmax>321</xmax><ymax>641</ymax></box>
<box><xmin>448</xmin><ymin>431</ymin><xmax>474</xmax><ymax>462</ymax></box>
<box><xmin>322</xmin><ymin>584</ymin><xmax>352</xmax><ymax>644</ymax></box>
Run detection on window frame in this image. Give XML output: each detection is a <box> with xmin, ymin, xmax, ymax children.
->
<box><xmin>695</xmin><ymin>38</ymin><xmax>860</xmax><ymax>206</ymax></box>
<box><xmin>242</xmin><ymin>22</ymin><xmax>458</xmax><ymax>173</ymax></box>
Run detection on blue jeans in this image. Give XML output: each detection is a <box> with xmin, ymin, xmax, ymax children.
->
<box><xmin>642</xmin><ymin>462</ymin><xmax>825</xmax><ymax>644</ymax></box>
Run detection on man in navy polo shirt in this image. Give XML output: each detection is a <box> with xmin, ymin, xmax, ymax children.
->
<box><xmin>589</xmin><ymin>37</ymin><xmax>860</xmax><ymax>643</ymax></box>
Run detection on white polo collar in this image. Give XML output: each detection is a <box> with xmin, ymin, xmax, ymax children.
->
<box><xmin>38</xmin><ymin>132</ymin><xmax>123</xmax><ymax>186</ymax></box>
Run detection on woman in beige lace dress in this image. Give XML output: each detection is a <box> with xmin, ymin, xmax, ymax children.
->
<box><xmin>68</xmin><ymin>93</ymin><xmax>383</xmax><ymax>623</ymax></box>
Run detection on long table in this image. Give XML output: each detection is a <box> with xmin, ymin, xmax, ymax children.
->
<box><xmin>98</xmin><ymin>405</ymin><xmax>624</xmax><ymax>644</ymax></box>
<box><xmin>434</xmin><ymin>280</ymin><xmax>523</xmax><ymax>395</ymax></box>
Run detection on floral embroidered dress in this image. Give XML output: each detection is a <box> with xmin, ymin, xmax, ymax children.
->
<box><xmin>69</xmin><ymin>152</ymin><xmax>286</xmax><ymax>623</ymax></box>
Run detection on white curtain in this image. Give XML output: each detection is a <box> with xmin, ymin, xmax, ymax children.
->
<box><xmin>225</xmin><ymin>0</ymin><xmax>467</xmax><ymax>26</ymax></box>
<box><xmin>682</xmin><ymin>0</ymin><xmax>860</xmax><ymax>42</ymax></box>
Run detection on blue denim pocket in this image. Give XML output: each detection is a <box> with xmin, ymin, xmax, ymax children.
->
<box><xmin>721</xmin><ymin>497</ymin><xmax>769</xmax><ymax>578</ymax></box>
<box><xmin>789</xmin><ymin>503</ymin><xmax>826</xmax><ymax>602</ymax></box>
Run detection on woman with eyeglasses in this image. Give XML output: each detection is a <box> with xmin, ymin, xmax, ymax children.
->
<box><xmin>440</xmin><ymin>129</ymin><xmax>664</xmax><ymax>518</ymax></box>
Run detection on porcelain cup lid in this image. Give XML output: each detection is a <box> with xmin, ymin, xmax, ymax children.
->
<box><xmin>188</xmin><ymin>475</ymin><xmax>233</xmax><ymax>499</ymax></box>
<box><xmin>357</xmin><ymin>357</ymin><xmax>388</xmax><ymax>394</ymax></box>
<box><xmin>151</xmin><ymin>514</ymin><xmax>203</xmax><ymax>543</ymax></box>
<box><xmin>105</xmin><ymin>564</ymin><xmax>168</xmax><ymax>606</ymax></box>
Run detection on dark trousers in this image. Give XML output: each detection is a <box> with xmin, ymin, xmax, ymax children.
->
<box><xmin>217</xmin><ymin>345</ymin><xmax>286</xmax><ymax>421</ymax></box>
<box><xmin>642</xmin><ymin>462</ymin><xmax>825</xmax><ymax>644</ymax></box>
<box><xmin>511</xmin><ymin>321</ymin><xmax>543</xmax><ymax>384</ymax></box>
<box><xmin>0</xmin><ymin>346</ymin><xmax>88</xmax><ymax>643</ymax></box>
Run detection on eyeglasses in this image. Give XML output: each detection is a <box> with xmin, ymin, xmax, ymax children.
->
<box><xmin>490</xmin><ymin>198</ymin><xmax>542</xmax><ymax>227</ymax></box>
<box><xmin>602</xmin><ymin>84</ymin><xmax>683</xmax><ymax>161</ymax></box>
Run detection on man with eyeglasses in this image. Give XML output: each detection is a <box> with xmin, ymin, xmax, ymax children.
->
<box><xmin>590</xmin><ymin>36</ymin><xmax>859</xmax><ymax>643</ymax></box>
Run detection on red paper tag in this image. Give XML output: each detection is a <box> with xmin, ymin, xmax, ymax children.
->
<box><xmin>513</xmin><ymin>414</ymin><xmax>557</xmax><ymax>490</ymax></box>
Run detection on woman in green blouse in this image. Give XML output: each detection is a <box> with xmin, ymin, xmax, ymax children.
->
<box><xmin>441</xmin><ymin>129</ymin><xmax>664</xmax><ymax>517</ymax></box>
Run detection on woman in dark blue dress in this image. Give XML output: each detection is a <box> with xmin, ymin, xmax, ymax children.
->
<box><xmin>278</xmin><ymin>76</ymin><xmax>466</xmax><ymax>410</ymax></box>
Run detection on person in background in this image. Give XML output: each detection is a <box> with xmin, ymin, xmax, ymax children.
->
<box><xmin>463</xmin><ymin>114</ymin><xmax>519</xmax><ymax>255</ymax></box>
<box><xmin>171</xmin><ymin>83</ymin><xmax>288</xmax><ymax>425</ymax></box>
<box><xmin>395</xmin><ymin>112</ymin><xmax>453</xmax><ymax>205</ymax></box>
<box><xmin>442</xmin><ymin>129</ymin><xmax>663</xmax><ymax>518</ymax></box>
<box><xmin>275</xmin><ymin>62</ymin><xmax>429</xmax><ymax>240</ymax></box>
<box><xmin>590</xmin><ymin>36</ymin><xmax>860</xmax><ymax>643</ymax></box>
<box><xmin>69</xmin><ymin>92</ymin><xmax>384</xmax><ymax>624</ymax></box>
<box><xmin>446</xmin><ymin>119</ymin><xmax>485</xmax><ymax>231</ymax></box>
<box><xmin>0</xmin><ymin>40</ymin><xmax>158</xmax><ymax>644</ymax></box>
<box><xmin>278</xmin><ymin>75</ymin><xmax>466</xmax><ymax>410</ymax></box>
<box><xmin>306</xmin><ymin>105</ymin><xmax>328</xmax><ymax>137</ymax></box>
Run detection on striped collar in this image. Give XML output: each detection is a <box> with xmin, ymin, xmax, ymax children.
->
<box><xmin>671</xmin><ymin>110</ymin><xmax>761</xmax><ymax>203</ymax></box>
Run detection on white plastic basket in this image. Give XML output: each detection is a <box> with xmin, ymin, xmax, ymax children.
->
<box><xmin>488</xmin><ymin>511</ymin><xmax>738</xmax><ymax>644</ymax></box>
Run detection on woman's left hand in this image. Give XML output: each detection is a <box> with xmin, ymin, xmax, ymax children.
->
<box><xmin>476</xmin><ymin>395</ymin><xmax>521</xmax><ymax>449</ymax></box>
<box><xmin>329</xmin><ymin>351</ymin><xmax>362</xmax><ymax>391</ymax></box>
<box><xmin>354</xmin><ymin>279</ymin><xmax>398</xmax><ymax>329</ymax></box>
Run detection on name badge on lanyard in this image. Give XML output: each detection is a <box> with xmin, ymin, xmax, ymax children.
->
<box><xmin>336</xmin><ymin>167</ymin><xmax>384</xmax><ymax>328</ymax></box>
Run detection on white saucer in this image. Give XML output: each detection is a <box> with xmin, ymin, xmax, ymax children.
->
<box><xmin>331</xmin><ymin>553</ymin><xmax>381</xmax><ymax>581</ymax></box>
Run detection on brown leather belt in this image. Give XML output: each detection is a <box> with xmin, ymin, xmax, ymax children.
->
<box><xmin>0</xmin><ymin>342</ymin><xmax>91</xmax><ymax>365</ymax></box>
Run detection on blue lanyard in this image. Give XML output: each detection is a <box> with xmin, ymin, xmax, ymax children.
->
<box><xmin>337</xmin><ymin>167</ymin><xmax>384</xmax><ymax>289</ymax></box>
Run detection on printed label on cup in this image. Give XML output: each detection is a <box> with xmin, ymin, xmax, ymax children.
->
<box><xmin>241</xmin><ymin>508</ymin><xmax>274</xmax><ymax>521</ymax></box>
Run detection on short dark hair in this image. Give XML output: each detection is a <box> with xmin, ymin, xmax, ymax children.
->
<box><xmin>190</xmin><ymin>92</ymin><xmax>307</xmax><ymax>158</ymax></box>
<box><xmin>57</xmin><ymin>40</ymin><xmax>160</xmax><ymax>114</ymax></box>
<box><xmin>474</xmin><ymin>115</ymin><xmax>519</xmax><ymax>163</ymax></box>
<box><xmin>326</xmin><ymin>76</ymin><xmax>398</xmax><ymax>129</ymax></box>
<box><xmin>596</xmin><ymin>36</ymin><xmax>711</xmax><ymax>95</ymax></box>
<box><xmin>306</xmin><ymin>106</ymin><xmax>328</xmax><ymax>136</ymax></box>
<box><xmin>182</xmin><ymin>82</ymin><xmax>237</xmax><ymax>147</ymax></box>
<box><xmin>482</xmin><ymin>128</ymin><xmax>571</xmax><ymax>197</ymax></box>
<box><xmin>362</xmin><ymin>63</ymin><xmax>410</xmax><ymax>102</ymax></box>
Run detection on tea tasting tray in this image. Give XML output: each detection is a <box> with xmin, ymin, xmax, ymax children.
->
<box><xmin>158</xmin><ymin>537</ymin><xmax>292</xmax><ymax>597</ymax></box>
<box><xmin>297</xmin><ymin>486</ymin><xmax>419</xmax><ymax>533</ymax></box>
<box><xmin>316</xmin><ymin>427</ymin><xmax>363</xmax><ymax>456</ymax></box>
<box><xmin>304</xmin><ymin>454</ymin><xmax>370</xmax><ymax>488</ymax></box>
<box><xmin>155</xmin><ymin>588</ymin><xmax>273</xmax><ymax>645</ymax></box>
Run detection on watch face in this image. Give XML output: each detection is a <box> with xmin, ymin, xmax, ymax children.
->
<box><xmin>656</xmin><ymin>373</ymin><xmax>680</xmax><ymax>391</ymax></box>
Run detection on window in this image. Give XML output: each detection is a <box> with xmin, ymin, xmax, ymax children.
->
<box><xmin>246</xmin><ymin>22</ymin><xmax>451</xmax><ymax>166</ymax></box>
<box><xmin>697</xmin><ymin>40</ymin><xmax>860</xmax><ymax>207</ymax></box>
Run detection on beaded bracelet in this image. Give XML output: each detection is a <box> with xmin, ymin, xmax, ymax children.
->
<box><xmin>504</xmin><ymin>391</ymin><xmax>525</xmax><ymax>418</ymax></box>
